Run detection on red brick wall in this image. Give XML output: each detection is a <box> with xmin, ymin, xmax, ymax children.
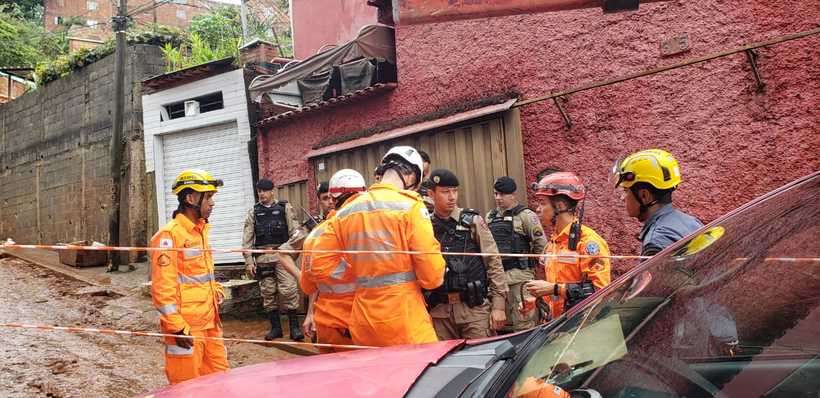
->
<box><xmin>44</xmin><ymin>0</ymin><xmax>219</xmax><ymax>40</ymax></box>
<box><xmin>258</xmin><ymin>0</ymin><xmax>820</xmax><ymax>259</ymax></box>
<box><xmin>0</xmin><ymin>78</ymin><xmax>30</xmax><ymax>103</ymax></box>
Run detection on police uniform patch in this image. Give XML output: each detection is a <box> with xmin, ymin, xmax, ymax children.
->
<box><xmin>586</xmin><ymin>241</ymin><xmax>600</xmax><ymax>256</ymax></box>
<box><xmin>159</xmin><ymin>238</ymin><xmax>172</xmax><ymax>248</ymax></box>
<box><xmin>157</xmin><ymin>253</ymin><xmax>171</xmax><ymax>267</ymax></box>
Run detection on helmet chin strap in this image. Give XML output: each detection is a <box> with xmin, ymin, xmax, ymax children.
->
<box><xmin>181</xmin><ymin>192</ymin><xmax>206</xmax><ymax>221</ymax></box>
<box><xmin>630</xmin><ymin>186</ymin><xmax>657</xmax><ymax>216</ymax></box>
<box><xmin>549</xmin><ymin>198</ymin><xmax>575</xmax><ymax>226</ymax></box>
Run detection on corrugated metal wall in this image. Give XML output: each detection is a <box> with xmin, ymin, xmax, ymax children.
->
<box><xmin>276</xmin><ymin>180</ymin><xmax>308</xmax><ymax>220</ymax></box>
<box><xmin>312</xmin><ymin>117</ymin><xmax>510</xmax><ymax>215</ymax></box>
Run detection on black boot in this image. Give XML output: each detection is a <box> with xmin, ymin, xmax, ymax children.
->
<box><xmin>288</xmin><ymin>310</ymin><xmax>304</xmax><ymax>341</ymax></box>
<box><xmin>265</xmin><ymin>311</ymin><xmax>283</xmax><ymax>340</ymax></box>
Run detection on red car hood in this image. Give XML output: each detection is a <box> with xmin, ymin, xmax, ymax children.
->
<box><xmin>139</xmin><ymin>340</ymin><xmax>463</xmax><ymax>398</ymax></box>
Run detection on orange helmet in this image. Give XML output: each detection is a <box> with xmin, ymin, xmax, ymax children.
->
<box><xmin>531</xmin><ymin>172</ymin><xmax>585</xmax><ymax>201</ymax></box>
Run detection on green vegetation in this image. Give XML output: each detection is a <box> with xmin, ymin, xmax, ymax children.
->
<box><xmin>1</xmin><ymin>2</ymin><xmax>293</xmax><ymax>86</ymax></box>
<box><xmin>34</xmin><ymin>25</ymin><xmax>186</xmax><ymax>84</ymax></box>
<box><xmin>158</xmin><ymin>5</ymin><xmax>291</xmax><ymax>73</ymax></box>
<box><xmin>0</xmin><ymin>4</ymin><xmax>68</xmax><ymax>67</ymax></box>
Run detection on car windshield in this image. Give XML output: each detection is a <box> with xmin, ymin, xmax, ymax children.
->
<box><xmin>508</xmin><ymin>172</ymin><xmax>820</xmax><ymax>398</ymax></box>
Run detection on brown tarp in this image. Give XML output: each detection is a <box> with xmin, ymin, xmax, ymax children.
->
<box><xmin>249</xmin><ymin>24</ymin><xmax>396</xmax><ymax>101</ymax></box>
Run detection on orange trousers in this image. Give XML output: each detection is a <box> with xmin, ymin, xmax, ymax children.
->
<box><xmin>164</xmin><ymin>327</ymin><xmax>229</xmax><ymax>384</ymax></box>
<box><xmin>316</xmin><ymin>324</ymin><xmax>354</xmax><ymax>354</ymax></box>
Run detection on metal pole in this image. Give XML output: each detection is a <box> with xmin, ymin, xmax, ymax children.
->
<box><xmin>240</xmin><ymin>0</ymin><xmax>250</xmax><ymax>44</ymax></box>
<box><xmin>108</xmin><ymin>0</ymin><xmax>128</xmax><ymax>272</ymax></box>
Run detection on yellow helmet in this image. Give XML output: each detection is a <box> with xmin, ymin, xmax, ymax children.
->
<box><xmin>612</xmin><ymin>149</ymin><xmax>682</xmax><ymax>190</ymax></box>
<box><xmin>172</xmin><ymin>169</ymin><xmax>223</xmax><ymax>194</ymax></box>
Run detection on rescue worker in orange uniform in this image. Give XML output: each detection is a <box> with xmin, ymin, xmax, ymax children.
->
<box><xmin>524</xmin><ymin>172</ymin><xmax>611</xmax><ymax>320</ymax></box>
<box><xmin>274</xmin><ymin>181</ymin><xmax>335</xmax><ymax>281</ymax></box>
<box><xmin>150</xmin><ymin>169</ymin><xmax>229</xmax><ymax>384</ymax></box>
<box><xmin>307</xmin><ymin>146</ymin><xmax>446</xmax><ymax>347</ymax></box>
<box><xmin>299</xmin><ymin>169</ymin><xmax>367</xmax><ymax>352</ymax></box>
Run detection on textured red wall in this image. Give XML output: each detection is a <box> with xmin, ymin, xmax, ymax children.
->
<box><xmin>291</xmin><ymin>0</ymin><xmax>378</xmax><ymax>59</ymax></box>
<box><xmin>259</xmin><ymin>0</ymin><xmax>820</xmax><ymax>261</ymax></box>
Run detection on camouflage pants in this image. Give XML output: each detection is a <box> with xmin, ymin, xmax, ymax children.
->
<box><xmin>258</xmin><ymin>261</ymin><xmax>299</xmax><ymax>312</ymax></box>
<box><xmin>505</xmin><ymin>268</ymin><xmax>537</xmax><ymax>332</ymax></box>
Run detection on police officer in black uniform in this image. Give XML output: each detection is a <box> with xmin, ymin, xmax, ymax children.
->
<box><xmin>242</xmin><ymin>179</ymin><xmax>303</xmax><ymax>341</ymax></box>
<box><xmin>486</xmin><ymin>177</ymin><xmax>547</xmax><ymax>332</ymax></box>
<box><xmin>426</xmin><ymin>169</ymin><xmax>508</xmax><ymax>339</ymax></box>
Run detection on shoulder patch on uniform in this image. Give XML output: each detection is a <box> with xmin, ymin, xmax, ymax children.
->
<box><xmin>159</xmin><ymin>238</ymin><xmax>173</xmax><ymax>248</ymax></box>
<box><xmin>586</xmin><ymin>241</ymin><xmax>600</xmax><ymax>256</ymax></box>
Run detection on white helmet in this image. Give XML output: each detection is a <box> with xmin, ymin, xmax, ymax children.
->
<box><xmin>329</xmin><ymin>169</ymin><xmax>367</xmax><ymax>199</ymax></box>
<box><xmin>381</xmin><ymin>146</ymin><xmax>424</xmax><ymax>181</ymax></box>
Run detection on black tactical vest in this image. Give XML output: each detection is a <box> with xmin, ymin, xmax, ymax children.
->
<box><xmin>431</xmin><ymin>210</ymin><xmax>487</xmax><ymax>294</ymax></box>
<box><xmin>254</xmin><ymin>201</ymin><xmax>289</xmax><ymax>246</ymax></box>
<box><xmin>488</xmin><ymin>205</ymin><xmax>532</xmax><ymax>270</ymax></box>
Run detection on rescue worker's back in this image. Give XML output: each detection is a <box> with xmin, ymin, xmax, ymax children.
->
<box><xmin>309</xmin><ymin>183</ymin><xmax>446</xmax><ymax>346</ymax></box>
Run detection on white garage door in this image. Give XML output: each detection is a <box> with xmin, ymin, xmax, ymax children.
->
<box><xmin>161</xmin><ymin>121</ymin><xmax>253</xmax><ymax>264</ymax></box>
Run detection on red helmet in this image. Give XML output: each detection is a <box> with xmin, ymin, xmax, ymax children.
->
<box><xmin>531</xmin><ymin>172</ymin><xmax>585</xmax><ymax>201</ymax></box>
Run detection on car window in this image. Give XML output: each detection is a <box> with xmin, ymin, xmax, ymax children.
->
<box><xmin>508</xmin><ymin>174</ymin><xmax>820</xmax><ymax>398</ymax></box>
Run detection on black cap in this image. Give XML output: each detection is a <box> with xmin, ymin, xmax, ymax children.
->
<box><xmin>429</xmin><ymin>169</ymin><xmax>459</xmax><ymax>188</ymax></box>
<box><xmin>493</xmin><ymin>176</ymin><xmax>517</xmax><ymax>194</ymax></box>
<box><xmin>316</xmin><ymin>181</ymin><xmax>329</xmax><ymax>197</ymax></box>
<box><xmin>256</xmin><ymin>179</ymin><xmax>274</xmax><ymax>190</ymax></box>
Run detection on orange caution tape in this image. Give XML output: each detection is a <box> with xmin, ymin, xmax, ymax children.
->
<box><xmin>0</xmin><ymin>322</ymin><xmax>374</xmax><ymax>351</ymax></box>
<box><xmin>3</xmin><ymin>243</ymin><xmax>818</xmax><ymax>262</ymax></box>
<box><xmin>1</xmin><ymin>242</ymin><xmax>651</xmax><ymax>260</ymax></box>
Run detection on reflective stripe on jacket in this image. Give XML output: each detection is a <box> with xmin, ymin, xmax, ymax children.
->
<box><xmin>307</xmin><ymin>183</ymin><xmax>446</xmax><ymax>346</ymax></box>
<box><xmin>151</xmin><ymin>214</ymin><xmax>223</xmax><ymax>334</ymax></box>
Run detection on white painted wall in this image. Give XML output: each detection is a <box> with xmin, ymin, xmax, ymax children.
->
<box><xmin>142</xmin><ymin>69</ymin><xmax>254</xmax><ymax>263</ymax></box>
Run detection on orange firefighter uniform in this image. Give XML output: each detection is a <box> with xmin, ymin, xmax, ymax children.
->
<box><xmin>539</xmin><ymin>221</ymin><xmax>611</xmax><ymax>319</ymax></box>
<box><xmin>514</xmin><ymin>377</ymin><xmax>571</xmax><ymax>398</ymax></box>
<box><xmin>307</xmin><ymin>183</ymin><xmax>446</xmax><ymax>347</ymax></box>
<box><xmin>151</xmin><ymin>213</ymin><xmax>229</xmax><ymax>384</ymax></box>
<box><xmin>298</xmin><ymin>210</ymin><xmax>357</xmax><ymax>353</ymax></box>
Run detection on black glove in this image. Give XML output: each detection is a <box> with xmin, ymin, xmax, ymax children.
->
<box><xmin>175</xmin><ymin>330</ymin><xmax>193</xmax><ymax>349</ymax></box>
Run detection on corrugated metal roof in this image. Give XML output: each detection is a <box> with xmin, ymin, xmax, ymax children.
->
<box><xmin>141</xmin><ymin>57</ymin><xmax>237</xmax><ymax>95</ymax></box>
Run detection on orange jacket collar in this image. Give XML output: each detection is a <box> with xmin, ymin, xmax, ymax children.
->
<box><xmin>174</xmin><ymin>213</ymin><xmax>208</xmax><ymax>234</ymax></box>
<box><xmin>550</xmin><ymin>218</ymin><xmax>578</xmax><ymax>242</ymax></box>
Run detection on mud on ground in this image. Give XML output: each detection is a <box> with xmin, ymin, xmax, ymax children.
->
<box><xmin>0</xmin><ymin>257</ymin><xmax>296</xmax><ymax>398</ymax></box>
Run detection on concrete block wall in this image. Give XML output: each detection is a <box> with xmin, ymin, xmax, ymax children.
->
<box><xmin>0</xmin><ymin>45</ymin><xmax>165</xmax><ymax>253</ymax></box>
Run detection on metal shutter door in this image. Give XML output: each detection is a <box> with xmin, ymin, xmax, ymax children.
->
<box><xmin>161</xmin><ymin>121</ymin><xmax>253</xmax><ymax>264</ymax></box>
